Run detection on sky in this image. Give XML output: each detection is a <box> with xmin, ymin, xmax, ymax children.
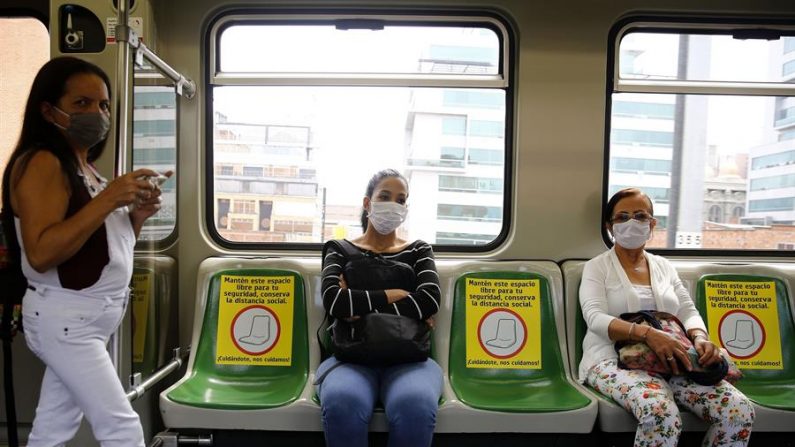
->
<box><xmin>214</xmin><ymin>24</ymin><xmax>498</xmax><ymax>206</ymax></box>
<box><xmin>213</xmin><ymin>26</ymin><xmax>786</xmax><ymax>210</ymax></box>
<box><xmin>625</xmin><ymin>33</ymin><xmax>776</xmax><ymax>156</ymax></box>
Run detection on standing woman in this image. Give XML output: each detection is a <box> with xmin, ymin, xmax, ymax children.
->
<box><xmin>579</xmin><ymin>188</ymin><xmax>754</xmax><ymax>446</ymax></box>
<box><xmin>1</xmin><ymin>56</ymin><xmax>167</xmax><ymax>446</ymax></box>
<box><xmin>317</xmin><ymin>169</ymin><xmax>443</xmax><ymax>447</ymax></box>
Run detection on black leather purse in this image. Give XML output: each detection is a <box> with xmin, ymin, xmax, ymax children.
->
<box><xmin>321</xmin><ymin>239</ymin><xmax>431</xmax><ymax>367</ymax></box>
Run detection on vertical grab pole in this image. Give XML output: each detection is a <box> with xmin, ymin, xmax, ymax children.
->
<box><xmin>110</xmin><ymin>0</ymin><xmax>132</xmax><ymax>380</ymax></box>
<box><xmin>115</xmin><ymin>0</ymin><xmax>132</xmax><ymax>177</ymax></box>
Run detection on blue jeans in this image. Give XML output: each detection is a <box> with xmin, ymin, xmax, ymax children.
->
<box><xmin>316</xmin><ymin>356</ymin><xmax>443</xmax><ymax>447</ymax></box>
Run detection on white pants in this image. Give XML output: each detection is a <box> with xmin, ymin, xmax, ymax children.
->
<box><xmin>22</xmin><ymin>285</ymin><xmax>144</xmax><ymax>447</ymax></box>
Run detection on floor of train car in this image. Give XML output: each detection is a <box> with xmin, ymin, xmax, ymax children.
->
<box><xmin>150</xmin><ymin>430</ymin><xmax>795</xmax><ymax>447</ymax></box>
<box><xmin>1</xmin><ymin>433</ymin><xmax>793</xmax><ymax>446</ymax></box>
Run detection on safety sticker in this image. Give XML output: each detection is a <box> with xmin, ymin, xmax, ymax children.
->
<box><xmin>465</xmin><ymin>278</ymin><xmax>541</xmax><ymax>369</ymax></box>
<box><xmin>215</xmin><ymin>275</ymin><xmax>294</xmax><ymax>366</ymax></box>
<box><xmin>705</xmin><ymin>280</ymin><xmax>783</xmax><ymax>370</ymax></box>
<box><xmin>131</xmin><ymin>271</ymin><xmax>151</xmax><ymax>363</ymax></box>
<box><xmin>106</xmin><ymin>16</ymin><xmax>144</xmax><ymax>44</ymax></box>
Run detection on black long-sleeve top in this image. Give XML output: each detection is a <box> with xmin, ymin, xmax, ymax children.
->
<box><xmin>321</xmin><ymin>239</ymin><xmax>441</xmax><ymax>320</ymax></box>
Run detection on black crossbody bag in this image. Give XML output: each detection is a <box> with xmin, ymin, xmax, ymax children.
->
<box><xmin>320</xmin><ymin>240</ymin><xmax>431</xmax><ymax>367</ymax></box>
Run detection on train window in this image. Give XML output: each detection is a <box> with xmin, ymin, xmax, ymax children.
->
<box><xmin>132</xmin><ymin>67</ymin><xmax>178</xmax><ymax>242</ymax></box>
<box><xmin>609</xmin><ymin>24</ymin><xmax>795</xmax><ymax>250</ymax></box>
<box><xmin>209</xmin><ymin>14</ymin><xmax>511</xmax><ymax>248</ymax></box>
<box><xmin>0</xmin><ymin>18</ymin><xmax>49</xmax><ymax>182</ymax></box>
<box><xmin>219</xmin><ymin>25</ymin><xmax>500</xmax><ymax>76</ymax></box>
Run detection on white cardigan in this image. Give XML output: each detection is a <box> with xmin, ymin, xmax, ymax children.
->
<box><xmin>578</xmin><ymin>248</ymin><xmax>707</xmax><ymax>381</ymax></box>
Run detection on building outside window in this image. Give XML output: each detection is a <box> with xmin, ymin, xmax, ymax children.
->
<box><xmin>132</xmin><ymin>84</ymin><xmax>177</xmax><ymax>241</ymax></box>
<box><xmin>609</xmin><ymin>26</ymin><xmax>795</xmax><ymax>249</ymax></box>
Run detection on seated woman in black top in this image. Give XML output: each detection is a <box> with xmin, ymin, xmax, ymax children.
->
<box><xmin>317</xmin><ymin>169</ymin><xmax>442</xmax><ymax>447</ymax></box>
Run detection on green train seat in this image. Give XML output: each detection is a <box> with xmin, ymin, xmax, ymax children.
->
<box><xmin>694</xmin><ymin>273</ymin><xmax>795</xmax><ymax>430</ymax></box>
<box><xmin>437</xmin><ymin>263</ymin><xmax>595</xmax><ymax>432</ymax></box>
<box><xmin>161</xmin><ymin>259</ymin><xmax>318</xmax><ymax>430</ymax></box>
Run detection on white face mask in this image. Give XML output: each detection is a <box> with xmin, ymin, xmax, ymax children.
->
<box><xmin>367</xmin><ymin>201</ymin><xmax>408</xmax><ymax>235</ymax></box>
<box><xmin>612</xmin><ymin>219</ymin><xmax>651</xmax><ymax>249</ymax></box>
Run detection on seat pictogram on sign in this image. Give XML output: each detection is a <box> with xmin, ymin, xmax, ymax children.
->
<box><xmin>231</xmin><ymin>305</ymin><xmax>280</xmax><ymax>355</ymax></box>
<box><xmin>719</xmin><ymin>310</ymin><xmax>765</xmax><ymax>359</ymax></box>
<box><xmin>478</xmin><ymin>308</ymin><xmax>527</xmax><ymax>359</ymax></box>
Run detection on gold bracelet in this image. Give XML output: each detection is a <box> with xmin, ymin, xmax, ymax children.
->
<box><xmin>693</xmin><ymin>333</ymin><xmax>708</xmax><ymax>342</ymax></box>
<box><xmin>628</xmin><ymin>322</ymin><xmax>636</xmax><ymax>340</ymax></box>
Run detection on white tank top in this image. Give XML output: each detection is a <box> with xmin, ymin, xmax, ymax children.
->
<box><xmin>633</xmin><ymin>284</ymin><xmax>657</xmax><ymax>311</ymax></box>
<box><xmin>15</xmin><ymin>167</ymin><xmax>136</xmax><ymax>297</ymax></box>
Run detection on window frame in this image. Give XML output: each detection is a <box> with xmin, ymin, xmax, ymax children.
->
<box><xmin>604</xmin><ymin>16</ymin><xmax>795</xmax><ymax>256</ymax></box>
<box><xmin>205</xmin><ymin>8</ymin><xmax>515</xmax><ymax>252</ymax></box>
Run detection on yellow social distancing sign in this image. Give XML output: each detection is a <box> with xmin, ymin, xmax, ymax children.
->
<box><xmin>705</xmin><ymin>280</ymin><xmax>782</xmax><ymax>370</ymax></box>
<box><xmin>465</xmin><ymin>278</ymin><xmax>541</xmax><ymax>369</ymax></box>
<box><xmin>131</xmin><ymin>271</ymin><xmax>151</xmax><ymax>363</ymax></box>
<box><xmin>216</xmin><ymin>275</ymin><xmax>294</xmax><ymax>366</ymax></box>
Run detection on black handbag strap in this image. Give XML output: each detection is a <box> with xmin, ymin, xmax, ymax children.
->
<box><xmin>315</xmin><ymin>312</ymin><xmax>331</xmax><ymax>362</ymax></box>
<box><xmin>322</xmin><ymin>239</ymin><xmax>363</xmax><ymax>265</ymax></box>
<box><xmin>620</xmin><ymin>310</ymin><xmax>662</xmax><ymax>329</ymax></box>
<box><xmin>615</xmin><ymin>311</ymin><xmax>684</xmax><ymax>353</ymax></box>
<box><xmin>337</xmin><ymin>239</ymin><xmax>364</xmax><ymax>259</ymax></box>
<box><xmin>619</xmin><ymin>310</ymin><xmax>688</xmax><ymax>333</ymax></box>
<box><xmin>312</xmin><ymin>358</ymin><xmax>345</xmax><ymax>386</ymax></box>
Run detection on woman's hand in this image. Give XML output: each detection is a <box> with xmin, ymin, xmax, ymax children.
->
<box><xmin>694</xmin><ymin>336</ymin><xmax>722</xmax><ymax>367</ymax></box>
<box><xmin>645</xmin><ymin>328</ymin><xmax>692</xmax><ymax>374</ymax></box>
<box><xmin>385</xmin><ymin>289</ymin><xmax>410</xmax><ymax>304</ymax></box>
<box><xmin>128</xmin><ymin>183</ymin><xmax>163</xmax><ymax>222</ymax></box>
<box><xmin>127</xmin><ymin>171</ymin><xmax>172</xmax><ymax>236</ymax></box>
<box><xmin>98</xmin><ymin>168</ymin><xmax>159</xmax><ymax>210</ymax></box>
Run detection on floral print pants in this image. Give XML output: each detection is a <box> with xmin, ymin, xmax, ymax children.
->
<box><xmin>586</xmin><ymin>359</ymin><xmax>754</xmax><ymax>447</ymax></box>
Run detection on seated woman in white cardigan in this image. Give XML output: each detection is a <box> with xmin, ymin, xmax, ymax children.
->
<box><xmin>579</xmin><ymin>187</ymin><xmax>754</xmax><ymax>447</ymax></box>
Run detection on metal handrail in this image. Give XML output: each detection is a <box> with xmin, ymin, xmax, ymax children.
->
<box><xmin>132</xmin><ymin>40</ymin><xmax>196</xmax><ymax>99</ymax></box>
<box><xmin>617</xmin><ymin>78</ymin><xmax>795</xmax><ymax>97</ymax></box>
<box><xmin>127</xmin><ymin>347</ymin><xmax>188</xmax><ymax>402</ymax></box>
<box><xmin>117</xmin><ymin>24</ymin><xmax>196</xmax><ymax>99</ymax></box>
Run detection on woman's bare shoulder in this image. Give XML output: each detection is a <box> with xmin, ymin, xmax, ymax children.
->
<box><xmin>12</xmin><ymin>150</ymin><xmax>63</xmax><ymax>183</ymax></box>
<box><xmin>9</xmin><ymin>150</ymin><xmax>69</xmax><ymax>215</ymax></box>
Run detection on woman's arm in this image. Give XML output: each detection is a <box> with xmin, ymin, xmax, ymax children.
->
<box><xmin>663</xmin><ymin>260</ymin><xmax>721</xmax><ymax>366</ymax></box>
<box><xmin>580</xmin><ymin>260</ymin><xmax>617</xmax><ymax>339</ymax></box>
<box><xmin>581</xmin><ymin>258</ymin><xmax>653</xmax><ymax>343</ymax></box>
<box><xmin>386</xmin><ymin>242</ymin><xmax>441</xmax><ymax>319</ymax></box>
<box><xmin>580</xmin><ymin>263</ymin><xmax>653</xmax><ymax>343</ymax></box>
<box><xmin>13</xmin><ymin>152</ymin><xmax>159</xmax><ymax>272</ymax></box>
<box><xmin>321</xmin><ymin>243</ymin><xmax>392</xmax><ymax>319</ymax></box>
<box><xmin>12</xmin><ymin>152</ymin><xmax>155</xmax><ymax>272</ymax></box>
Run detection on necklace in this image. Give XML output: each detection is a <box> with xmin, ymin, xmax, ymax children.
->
<box><xmin>80</xmin><ymin>165</ymin><xmax>99</xmax><ymax>193</ymax></box>
<box><xmin>619</xmin><ymin>253</ymin><xmax>646</xmax><ymax>272</ymax></box>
